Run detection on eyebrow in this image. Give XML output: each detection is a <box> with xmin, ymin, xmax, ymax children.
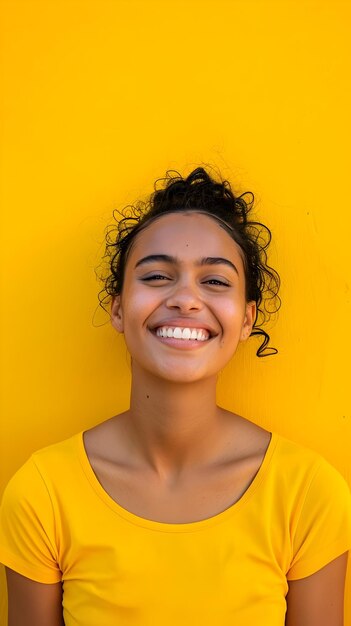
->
<box><xmin>134</xmin><ymin>254</ymin><xmax>239</xmax><ymax>275</ymax></box>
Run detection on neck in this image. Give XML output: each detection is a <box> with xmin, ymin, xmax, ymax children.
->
<box><xmin>123</xmin><ymin>362</ymin><xmax>227</xmax><ymax>480</ymax></box>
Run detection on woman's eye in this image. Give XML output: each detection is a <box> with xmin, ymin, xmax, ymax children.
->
<box><xmin>141</xmin><ymin>274</ymin><xmax>170</xmax><ymax>281</ymax></box>
<box><xmin>140</xmin><ymin>275</ymin><xmax>229</xmax><ymax>286</ymax></box>
<box><xmin>204</xmin><ymin>279</ymin><xmax>230</xmax><ymax>287</ymax></box>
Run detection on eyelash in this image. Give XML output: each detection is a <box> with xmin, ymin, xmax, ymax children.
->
<box><xmin>141</xmin><ymin>275</ymin><xmax>230</xmax><ymax>287</ymax></box>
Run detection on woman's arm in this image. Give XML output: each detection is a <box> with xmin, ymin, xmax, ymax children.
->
<box><xmin>285</xmin><ymin>552</ymin><xmax>349</xmax><ymax>626</ymax></box>
<box><xmin>5</xmin><ymin>567</ymin><xmax>64</xmax><ymax>626</ymax></box>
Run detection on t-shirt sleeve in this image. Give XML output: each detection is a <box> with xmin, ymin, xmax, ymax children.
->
<box><xmin>287</xmin><ymin>457</ymin><xmax>351</xmax><ymax>580</ymax></box>
<box><xmin>0</xmin><ymin>457</ymin><xmax>62</xmax><ymax>583</ymax></box>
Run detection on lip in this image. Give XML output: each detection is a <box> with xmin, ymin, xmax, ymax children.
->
<box><xmin>148</xmin><ymin>319</ymin><xmax>218</xmax><ymax>338</ymax></box>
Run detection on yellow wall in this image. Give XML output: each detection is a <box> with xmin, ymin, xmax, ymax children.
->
<box><xmin>1</xmin><ymin>0</ymin><xmax>350</xmax><ymax>622</ymax></box>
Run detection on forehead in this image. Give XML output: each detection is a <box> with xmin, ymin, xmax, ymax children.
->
<box><xmin>129</xmin><ymin>212</ymin><xmax>245</xmax><ymax>270</ymax></box>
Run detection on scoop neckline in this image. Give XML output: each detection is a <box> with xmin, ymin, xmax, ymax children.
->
<box><xmin>77</xmin><ymin>429</ymin><xmax>278</xmax><ymax>533</ymax></box>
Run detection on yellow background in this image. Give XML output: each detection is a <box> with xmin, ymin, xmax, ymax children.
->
<box><xmin>1</xmin><ymin>0</ymin><xmax>350</xmax><ymax>622</ymax></box>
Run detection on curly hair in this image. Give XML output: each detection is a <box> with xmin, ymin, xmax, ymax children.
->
<box><xmin>98</xmin><ymin>166</ymin><xmax>281</xmax><ymax>357</ymax></box>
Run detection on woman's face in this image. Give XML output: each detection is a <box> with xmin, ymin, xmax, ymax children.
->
<box><xmin>111</xmin><ymin>212</ymin><xmax>256</xmax><ymax>383</ymax></box>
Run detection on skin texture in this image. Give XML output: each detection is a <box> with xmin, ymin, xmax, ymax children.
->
<box><xmin>5</xmin><ymin>212</ymin><xmax>349</xmax><ymax>624</ymax></box>
<box><xmin>5</xmin><ymin>568</ymin><xmax>64</xmax><ymax>626</ymax></box>
<box><xmin>285</xmin><ymin>552</ymin><xmax>349</xmax><ymax>626</ymax></box>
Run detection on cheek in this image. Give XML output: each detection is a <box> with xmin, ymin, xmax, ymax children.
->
<box><xmin>220</xmin><ymin>296</ymin><xmax>246</xmax><ymax>323</ymax></box>
<box><xmin>120</xmin><ymin>286</ymin><xmax>159</xmax><ymax>334</ymax></box>
<box><xmin>218</xmin><ymin>301</ymin><xmax>247</xmax><ymax>348</ymax></box>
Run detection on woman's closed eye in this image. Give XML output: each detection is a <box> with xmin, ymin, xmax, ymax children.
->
<box><xmin>140</xmin><ymin>274</ymin><xmax>170</xmax><ymax>281</ymax></box>
<box><xmin>204</xmin><ymin>278</ymin><xmax>230</xmax><ymax>287</ymax></box>
<box><xmin>140</xmin><ymin>275</ymin><xmax>230</xmax><ymax>287</ymax></box>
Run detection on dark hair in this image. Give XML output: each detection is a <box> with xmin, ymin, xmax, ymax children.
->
<box><xmin>98</xmin><ymin>166</ymin><xmax>281</xmax><ymax>357</ymax></box>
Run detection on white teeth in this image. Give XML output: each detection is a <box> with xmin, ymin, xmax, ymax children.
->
<box><xmin>155</xmin><ymin>326</ymin><xmax>210</xmax><ymax>341</ymax></box>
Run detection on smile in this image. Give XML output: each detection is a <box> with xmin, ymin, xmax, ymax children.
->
<box><xmin>155</xmin><ymin>326</ymin><xmax>210</xmax><ymax>341</ymax></box>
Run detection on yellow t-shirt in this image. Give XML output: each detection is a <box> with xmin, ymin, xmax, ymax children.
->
<box><xmin>1</xmin><ymin>430</ymin><xmax>351</xmax><ymax>626</ymax></box>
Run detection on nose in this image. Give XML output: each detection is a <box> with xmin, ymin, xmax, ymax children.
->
<box><xmin>165</xmin><ymin>280</ymin><xmax>203</xmax><ymax>312</ymax></box>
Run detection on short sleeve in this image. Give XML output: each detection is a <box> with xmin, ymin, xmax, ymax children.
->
<box><xmin>287</xmin><ymin>458</ymin><xmax>351</xmax><ymax>580</ymax></box>
<box><xmin>0</xmin><ymin>457</ymin><xmax>62</xmax><ymax>583</ymax></box>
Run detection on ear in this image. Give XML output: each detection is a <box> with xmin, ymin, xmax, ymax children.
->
<box><xmin>240</xmin><ymin>301</ymin><xmax>256</xmax><ymax>342</ymax></box>
<box><xmin>110</xmin><ymin>295</ymin><xmax>124</xmax><ymax>333</ymax></box>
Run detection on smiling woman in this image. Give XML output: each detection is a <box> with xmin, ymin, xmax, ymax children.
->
<box><xmin>100</xmin><ymin>167</ymin><xmax>281</xmax><ymax>357</ymax></box>
<box><xmin>0</xmin><ymin>167</ymin><xmax>350</xmax><ymax>626</ymax></box>
<box><xmin>109</xmin><ymin>210</ymin><xmax>257</xmax><ymax>383</ymax></box>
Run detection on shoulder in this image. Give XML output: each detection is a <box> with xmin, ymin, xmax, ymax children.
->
<box><xmin>269</xmin><ymin>432</ymin><xmax>350</xmax><ymax>505</ymax></box>
<box><xmin>254</xmin><ymin>432</ymin><xmax>351</xmax><ymax>580</ymax></box>
<box><xmin>269</xmin><ymin>435</ymin><xmax>351</xmax><ymax>580</ymax></box>
<box><xmin>222</xmin><ymin>412</ymin><xmax>327</xmax><ymax>475</ymax></box>
<box><xmin>0</xmin><ymin>431</ymin><xmax>85</xmax><ymax>557</ymax></box>
<box><xmin>31</xmin><ymin>431</ymin><xmax>82</xmax><ymax>462</ymax></box>
<box><xmin>269</xmin><ymin>431</ymin><xmax>341</xmax><ymax>478</ymax></box>
<box><xmin>256</xmin><ymin>431</ymin><xmax>351</xmax><ymax>528</ymax></box>
<box><xmin>1</xmin><ymin>431</ymin><xmax>82</xmax><ymax>505</ymax></box>
<box><xmin>0</xmin><ymin>439</ymin><xmax>73</xmax><ymax>584</ymax></box>
<box><xmin>31</xmin><ymin>432</ymin><xmax>82</xmax><ymax>480</ymax></box>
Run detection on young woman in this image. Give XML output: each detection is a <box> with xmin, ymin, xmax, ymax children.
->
<box><xmin>1</xmin><ymin>167</ymin><xmax>351</xmax><ymax>626</ymax></box>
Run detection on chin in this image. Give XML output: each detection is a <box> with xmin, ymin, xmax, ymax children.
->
<box><xmin>149</xmin><ymin>365</ymin><xmax>218</xmax><ymax>385</ymax></box>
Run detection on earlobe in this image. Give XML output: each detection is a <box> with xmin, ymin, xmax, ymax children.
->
<box><xmin>240</xmin><ymin>325</ymin><xmax>251</xmax><ymax>341</ymax></box>
<box><xmin>240</xmin><ymin>301</ymin><xmax>256</xmax><ymax>342</ymax></box>
<box><xmin>111</xmin><ymin>295</ymin><xmax>124</xmax><ymax>333</ymax></box>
